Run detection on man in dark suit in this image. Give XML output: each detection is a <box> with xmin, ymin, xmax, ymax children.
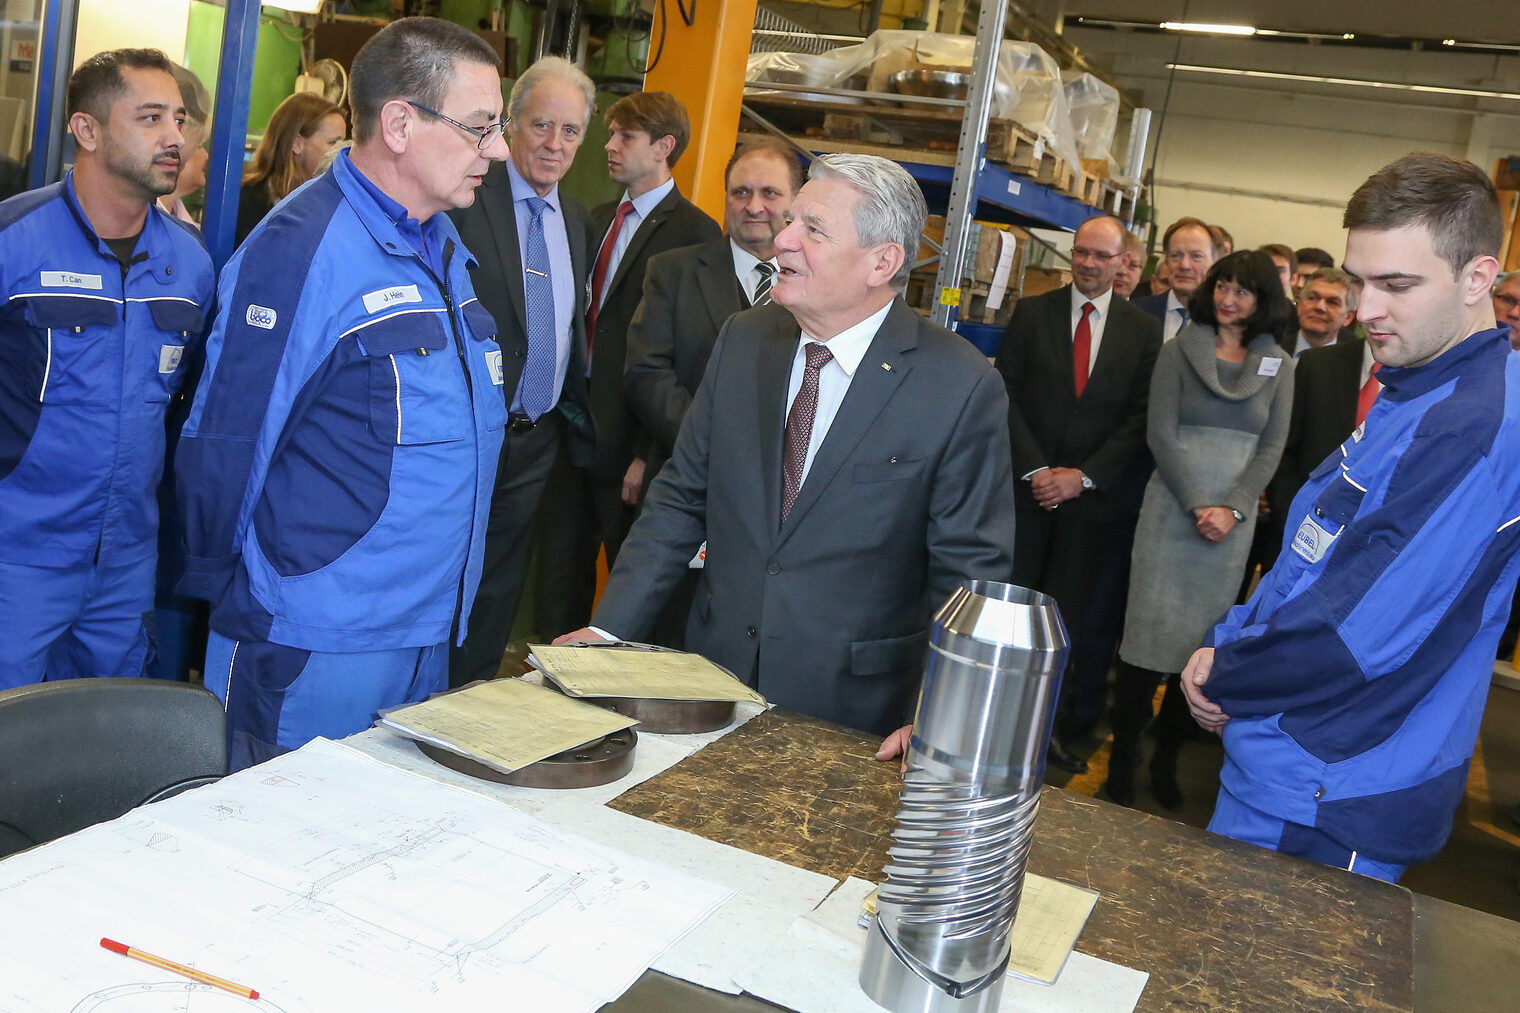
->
<box><xmin>997</xmin><ymin>215</ymin><xmax>1162</xmax><ymax>772</ymax></box>
<box><xmin>446</xmin><ymin>56</ymin><xmax>598</xmax><ymax>687</ymax></box>
<box><xmin>556</xmin><ymin>154</ymin><xmax>1017</xmax><ymax>744</ymax></box>
<box><xmin>1132</xmin><ymin>216</ymin><xmax>1217</xmax><ymax>340</ymax></box>
<box><xmin>535</xmin><ymin>91</ymin><xmax>720</xmax><ymax>639</ymax></box>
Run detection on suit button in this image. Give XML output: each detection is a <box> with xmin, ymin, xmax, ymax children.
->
<box><xmin>514</xmin><ymin>349</ymin><xmax>525</xmax><ymax>358</ymax></box>
<box><xmin>767</xmin><ymin>563</ymin><xmax>780</xmax><ymax>575</ymax></box>
<box><xmin>746</xmin><ymin>626</ymin><xmax>757</xmax><ymax>638</ymax></box>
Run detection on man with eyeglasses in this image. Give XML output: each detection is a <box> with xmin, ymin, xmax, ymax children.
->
<box><xmin>447</xmin><ymin>56</ymin><xmax>599</xmax><ymax>687</ymax></box>
<box><xmin>996</xmin><ymin>214</ymin><xmax>1162</xmax><ymax>772</ymax></box>
<box><xmin>176</xmin><ymin>18</ymin><xmax>510</xmax><ymax>768</ymax></box>
<box><xmin>1133</xmin><ymin>216</ymin><xmax>1218</xmax><ymax>341</ymax></box>
<box><xmin>1492</xmin><ymin>271</ymin><xmax>1520</xmax><ymax>349</ymax></box>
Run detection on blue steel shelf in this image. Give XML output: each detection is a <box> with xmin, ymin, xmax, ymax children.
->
<box><xmin>900</xmin><ymin>157</ymin><xmax>1098</xmax><ymax>233</ymax></box>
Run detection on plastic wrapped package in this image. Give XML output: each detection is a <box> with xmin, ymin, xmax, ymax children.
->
<box><xmin>746</xmin><ymin>31</ymin><xmax>1083</xmax><ymax>172</ymax></box>
<box><xmin>1062</xmin><ymin>71</ymin><xmax>1121</xmax><ymax>172</ymax></box>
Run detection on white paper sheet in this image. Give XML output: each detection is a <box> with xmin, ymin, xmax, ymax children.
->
<box><xmin>737</xmin><ymin>877</ymin><xmax>1149</xmax><ymax>1013</ymax></box>
<box><xmin>0</xmin><ymin>739</ymin><xmax>732</xmax><ymax>1013</ymax></box>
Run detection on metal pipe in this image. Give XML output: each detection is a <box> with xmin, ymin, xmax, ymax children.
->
<box><xmin>860</xmin><ymin>580</ymin><xmax>1068</xmax><ymax>1012</ymax></box>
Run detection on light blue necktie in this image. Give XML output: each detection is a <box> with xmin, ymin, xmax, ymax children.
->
<box><xmin>518</xmin><ymin>196</ymin><xmax>558</xmax><ymax>420</ymax></box>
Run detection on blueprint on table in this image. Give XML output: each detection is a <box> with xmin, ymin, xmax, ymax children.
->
<box><xmin>0</xmin><ymin>738</ymin><xmax>733</xmax><ymax>1013</ymax></box>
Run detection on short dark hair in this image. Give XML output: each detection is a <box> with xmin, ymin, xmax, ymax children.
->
<box><xmin>1343</xmin><ymin>153</ymin><xmax>1503</xmax><ymax>276</ymax></box>
<box><xmin>1189</xmin><ymin>250</ymin><xmax>1295</xmax><ymax>337</ymax></box>
<box><xmin>1258</xmin><ymin>243</ymin><xmax>1297</xmax><ymax>274</ymax></box>
<box><xmin>1294</xmin><ymin>246</ymin><xmax>1335</xmax><ymax>270</ymax></box>
<box><xmin>67</xmin><ymin>48</ymin><xmax>174</xmax><ymax>121</ymax></box>
<box><xmin>724</xmin><ymin>138</ymin><xmax>803</xmax><ymax>194</ymax></box>
<box><xmin>1162</xmin><ymin>216</ymin><xmax>1214</xmax><ymax>256</ymax></box>
<box><xmin>349</xmin><ymin>17</ymin><xmax>502</xmax><ymax>144</ymax></box>
<box><xmin>605</xmin><ymin>91</ymin><xmax>692</xmax><ymax>167</ymax></box>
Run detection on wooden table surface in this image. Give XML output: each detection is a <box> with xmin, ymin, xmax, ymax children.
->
<box><xmin>608</xmin><ymin>708</ymin><xmax>1416</xmax><ymax>1013</ymax></box>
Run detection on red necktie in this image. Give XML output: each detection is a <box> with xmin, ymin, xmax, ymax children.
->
<box><xmin>1073</xmin><ymin>302</ymin><xmax>1095</xmax><ymax>398</ymax></box>
<box><xmin>587</xmin><ymin>200</ymin><xmax>635</xmax><ymax>355</ymax></box>
<box><xmin>1355</xmin><ymin>362</ymin><xmax>1381</xmax><ymax>427</ymax></box>
<box><xmin>782</xmin><ymin>342</ymin><xmax>834</xmax><ymax>521</ymax></box>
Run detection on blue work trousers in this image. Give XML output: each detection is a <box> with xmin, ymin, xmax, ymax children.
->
<box><xmin>0</xmin><ymin>556</ymin><xmax>155</xmax><ymax>689</ymax></box>
<box><xmin>203</xmin><ymin>631</ymin><xmax>446</xmax><ymax>771</ymax></box>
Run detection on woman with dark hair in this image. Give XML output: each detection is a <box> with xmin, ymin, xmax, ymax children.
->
<box><xmin>235</xmin><ymin>92</ymin><xmax>346</xmax><ymax>246</ymax></box>
<box><xmin>1105</xmin><ymin>250</ymin><xmax>1295</xmax><ymax>810</ymax></box>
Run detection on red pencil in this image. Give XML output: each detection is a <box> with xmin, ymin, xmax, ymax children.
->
<box><xmin>99</xmin><ymin>937</ymin><xmax>260</xmax><ymax>1000</ymax></box>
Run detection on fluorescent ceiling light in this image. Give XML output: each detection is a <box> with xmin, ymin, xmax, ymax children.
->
<box><xmin>1159</xmin><ymin>22</ymin><xmax>1257</xmax><ymax>36</ymax></box>
<box><xmin>1166</xmin><ymin>62</ymin><xmax>1520</xmax><ymax>102</ymax></box>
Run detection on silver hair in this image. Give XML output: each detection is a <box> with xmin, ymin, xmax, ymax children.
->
<box><xmin>807</xmin><ymin>153</ymin><xmax>926</xmax><ymax>291</ymax></box>
<box><xmin>1495</xmin><ymin>270</ymin><xmax>1520</xmax><ymax>292</ymax></box>
<box><xmin>1302</xmin><ymin>266</ymin><xmax>1359</xmax><ymax>313</ymax></box>
<box><xmin>509</xmin><ymin>56</ymin><xmax>596</xmax><ymax>126</ymax></box>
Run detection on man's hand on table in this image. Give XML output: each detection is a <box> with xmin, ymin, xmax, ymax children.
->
<box><xmin>1180</xmin><ymin>647</ymin><xmax>1229</xmax><ymax>733</ymax></box>
<box><xmin>875</xmin><ymin>724</ymin><xmax>913</xmax><ymax>774</ymax></box>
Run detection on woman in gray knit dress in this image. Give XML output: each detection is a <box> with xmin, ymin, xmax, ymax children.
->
<box><xmin>1106</xmin><ymin>251</ymin><xmax>1295</xmax><ymax>810</ymax></box>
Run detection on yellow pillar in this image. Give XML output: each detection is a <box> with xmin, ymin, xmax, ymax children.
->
<box><xmin>641</xmin><ymin>0</ymin><xmax>758</xmax><ymax>222</ymax></box>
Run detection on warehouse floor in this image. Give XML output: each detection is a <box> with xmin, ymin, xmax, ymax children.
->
<box><xmin>1045</xmin><ymin>677</ymin><xmax>1520</xmax><ymax>922</ymax></box>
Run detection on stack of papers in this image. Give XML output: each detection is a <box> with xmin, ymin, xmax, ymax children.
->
<box><xmin>529</xmin><ymin>643</ymin><xmax>767</xmax><ymax>704</ymax></box>
<box><xmin>378</xmin><ymin>677</ymin><xmax>636</xmax><ymax>775</ymax></box>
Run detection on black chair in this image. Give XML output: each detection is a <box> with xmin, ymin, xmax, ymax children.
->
<box><xmin>0</xmin><ymin>679</ymin><xmax>227</xmax><ymax>857</ymax></box>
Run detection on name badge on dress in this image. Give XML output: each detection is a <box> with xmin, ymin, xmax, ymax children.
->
<box><xmin>1258</xmin><ymin>357</ymin><xmax>1281</xmax><ymax>377</ymax></box>
<box><xmin>1290</xmin><ymin>513</ymin><xmax>1340</xmax><ymax>564</ymax></box>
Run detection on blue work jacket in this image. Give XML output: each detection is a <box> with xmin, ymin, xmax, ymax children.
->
<box><xmin>0</xmin><ymin>175</ymin><xmax>213</xmax><ymax>568</ymax></box>
<box><xmin>176</xmin><ymin>154</ymin><xmax>507</xmax><ymax>652</ymax></box>
<box><xmin>1204</xmin><ymin>328</ymin><xmax>1520</xmax><ymax>865</ymax></box>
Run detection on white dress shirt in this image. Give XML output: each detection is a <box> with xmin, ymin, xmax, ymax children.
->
<box><xmin>593</xmin><ymin>176</ymin><xmax>676</xmax><ymax>312</ymax></box>
<box><xmin>1070</xmin><ymin>285</ymin><xmax>1114</xmax><ymax>374</ymax></box>
<box><xmin>787</xmin><ymin>301</ymin><xmax>893</xmax><ymax>484</ymax></box>
<box><xmin>1162</xmin><ymin>290</ymin><xmax>1189</xmax><ymax>342</ymax></box>
<box><xmin>730</xmin><ymin>239</ymin><xmax>778</xmax><ymax>305</ymax></box>
<box><xmin>1293</xmin><ymin>330</ymin><xmax>1338</xmax><ymax>357</ymax></box>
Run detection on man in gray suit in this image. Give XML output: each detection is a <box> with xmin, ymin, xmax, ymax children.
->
<box><xmin>557</xmin><ymin>154</ymin><xmax>1017</xmax><ymax>740</ymax></box>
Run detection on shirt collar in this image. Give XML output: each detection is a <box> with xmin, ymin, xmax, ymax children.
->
<box><xmin>730</xmin><ymin>238</ymin><xmax>772</xmax><ymax>279</ymax></box>
<box><xmin>1071</xmin><ymin>284</ymin><xmax>1113</xmax><ymax>317</ymax></box>
<box><xmin>622</xmin><ymin>177</ymin><xmax>674</xmax><ymax>219</ymax></box>
<box><xmin>505</xmin><ymin>157</ymin><xmax>560</xmax><ymax>212</ymax></box>
<box><xmin>1166</xmin><ymin>290</ymin><xmax>1187</xmax><ymax>316</ymax></box>
<box><xmin>341</xmin><ymin>149</ymin><xmax>427</xmax><ymax>257</ymax></box>
<box><xmin>1378</xmin><ymin>327</ymin><xmax>1511</xmax><ymax>400</ymax></box>
<box><xmin>800</xmin><ymin>300</ymin><xmax>893</xmax><ymax>377</ymax></box>
<box><xmin>1294</xmin><ymin>330</ymin><xmax>1337</xmax><ymax>356</ymax></box>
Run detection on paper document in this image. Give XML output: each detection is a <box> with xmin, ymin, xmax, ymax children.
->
<box><xmin>739</xmin><ymin>877</ymin><xmax>1147</xmax><ymax>1013</ymax></box>
<box><xmin>0</xmin><ymin>739</ymin><xmax>732</xmax><ymax>1013</ymax></box>
<box><xmin>378</xmin><ymin>676</ymin><xmax>636</xmax><ymax>774</ymax></box>
<box><xmin>531</xmin><ymin>644</ymin><xmax>766</xmax><ymax>704</ymax></box>
<box><xmin>986</xmin><ymin>228</ymin><xmax>1019</xmax><ymax>310</ymax></box>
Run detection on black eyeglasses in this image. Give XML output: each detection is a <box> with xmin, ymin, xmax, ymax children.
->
<box><xmin>407</xmin><ymin>101</ymin><xmax>507</xmax><ymax>150</ymax></box>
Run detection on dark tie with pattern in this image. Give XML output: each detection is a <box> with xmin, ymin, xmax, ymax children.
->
<box><xmin>752</xmin><ymin>262</ymin><xmax>775</xmax><ymax>307</ymax></box>
<box><xmin>1073</xmin><ymin>301</ymin><xmax>1095</xmax><ymax>398</ymax></box>
<box><xmin>518</xmin><ymin>196</ymin><xmax>557</xmax><ymax>420</ymax></box>
<box><xmin>781</xmin><ymin>342</ymin><xmax>833</xmax><ymax>520</ymax></box>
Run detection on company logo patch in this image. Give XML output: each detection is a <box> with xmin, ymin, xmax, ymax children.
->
<box><xmin>362</xmin><ymin>284</ymin><xmax>423</xmax><ymax>314</ymax></box>
<box><xmin>245</xmin><ymin>304</ymin><xmax>277</xmax><ymax>330</ymax></box>
<box><xmin>1291</xmin><ymin>515</ymin><xmax>1337</xmax><ymax>565</ymax></box>
<box><xmin>40</xmin><ymin>270</ymin><xmax>103</xmax><ymax>290</ymax></box>
<box><xmin>159</xmin><ymin>344</ymin><xmax>184</xmax><ymax>374</ymax></box>
<box><xmin>485</xmin><ymin>349</ymin><xmax>504</xmax><ymax>385</ymax></box>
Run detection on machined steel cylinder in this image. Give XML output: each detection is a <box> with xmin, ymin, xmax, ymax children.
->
<box><xmin>860</xmin><ymin>580</ymin><xmax>1069</xmax><ymax>1013</ymax></box>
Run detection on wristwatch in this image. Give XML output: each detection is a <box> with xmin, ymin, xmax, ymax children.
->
<box><xmin>1230</xmin><ymin>508</ymin><xmax>1245</xmax><ymax>522</ymax></box>
<box><xmin>1079</xmin><ymin>473</ymin><xmax>1095</xmax><ymax>491</ymax></box>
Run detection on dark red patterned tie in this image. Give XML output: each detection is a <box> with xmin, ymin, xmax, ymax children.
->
<box><xmin>1073</xmin><ymin>301</ymin><xmax>1094</xmax><ymax>397</ymax></box>
<box><xmin>587</xmin><ymin>200</ymin><xmax>635</xmax><ymax>357</ymax></box>
<box><xmin>782</xmin><ymin>342</ymin><xmax>834</xmax><ymax>520</ymax></box>
<box><xmin>1356</xmin><ymin>362</ymin><xmax>1381</xmax><ymax>427</ymax></box>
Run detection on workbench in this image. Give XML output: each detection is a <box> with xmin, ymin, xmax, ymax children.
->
<box><xmin>601</xmin><ymin>709</ymin><xmax>1520</xmax><ymax>1013</ymax></box>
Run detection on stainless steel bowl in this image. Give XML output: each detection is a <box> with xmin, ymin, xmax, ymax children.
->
<box><xmin>889</xmin><ymin>69</ymin><xmax>971</xmax><ymax>103</ymax></box>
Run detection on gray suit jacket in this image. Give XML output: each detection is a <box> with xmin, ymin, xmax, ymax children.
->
<box><xmin>624</xmin><ymin>235</ymin><xmax>746</xmax><ymax>458</ymax></box>
<box><xmin>593</xmin><ymin>298</ymin><xmax>1018</xmax><ymax>735</ymax></box>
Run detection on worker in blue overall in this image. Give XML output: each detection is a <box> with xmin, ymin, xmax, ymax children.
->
<box><xmin>1183</xmin><ymin>153</ymin><xmax>1520</xmax><ymax>882</ymax></box>
<box><xmin>176</xmin><ymin>18</ymin><xmax>510</xmax><ymax>769</ymax></box>
<box><xmin>0</xmin><ymin>49</ymin><xmax>214</xmax><ymax>688</ymax></box>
